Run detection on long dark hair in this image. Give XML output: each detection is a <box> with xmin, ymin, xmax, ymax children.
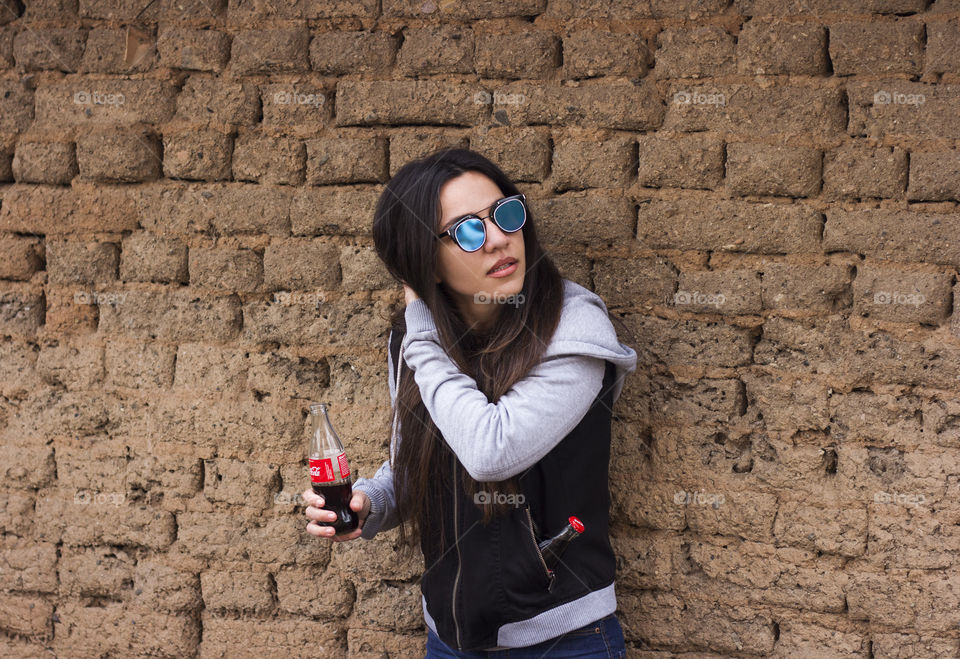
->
<box><xmin>372</xmin><ymin>148</ymin><xmax>564</xmax><ymax>557</ymax></box>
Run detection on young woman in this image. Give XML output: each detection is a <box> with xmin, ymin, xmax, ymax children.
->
<box><xmin>303</xmin><ymin>148</ymin><xmax>637</xmax><ymax>658</ymax></box>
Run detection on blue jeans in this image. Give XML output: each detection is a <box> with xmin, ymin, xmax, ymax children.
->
<box><xmin>425</xmin><ymin>612</ymin><xmax>627</xmax><ymax>658</ymax></box>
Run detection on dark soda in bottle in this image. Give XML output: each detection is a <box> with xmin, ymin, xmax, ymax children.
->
<box><xmin>308</xmin><ymin>402</ymin><xmax>358</xmax><ymax>534</ymax></box>
<box><xmin>538</xmin><ymin>516</ymin><xmax>584</xmax><ymax>572</ymax></box>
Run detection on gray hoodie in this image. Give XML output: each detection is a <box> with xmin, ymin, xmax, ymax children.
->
<box><xmin>352</xmin><ymin>278</ymin><xmax>638</xmax><ymax>541</ymax></box>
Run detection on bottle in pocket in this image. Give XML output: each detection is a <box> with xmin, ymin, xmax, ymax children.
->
<box><xmin>538</xmin><ymin>516</ymin><xmax>584</xmax><ymax>572</ymax></box>
<box><xmin>308</xmin><ymin>402</ymin><xmax>358</xmax><ymax>534</ymax></box>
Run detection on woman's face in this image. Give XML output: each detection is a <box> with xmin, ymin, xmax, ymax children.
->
<box><xmin>435</xmin><ymin>171</ymin><xmax>526</xmax><ymax>330</ymax></box>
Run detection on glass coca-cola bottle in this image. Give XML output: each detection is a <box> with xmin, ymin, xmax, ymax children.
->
<box><xmin>307</xmin><ymin>402</ymin><xmax>358</xmax><ymax>534</ymax></box>
<box><xmin>538</xmin><ymin>516</ymin><xmax>584</xmax><ymax>572</ymax></box>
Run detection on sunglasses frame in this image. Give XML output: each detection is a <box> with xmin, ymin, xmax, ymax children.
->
<box><xmin>435</xmin><ymin>193</ymin><xmax>527</xmax><ymax>253</ymax></box>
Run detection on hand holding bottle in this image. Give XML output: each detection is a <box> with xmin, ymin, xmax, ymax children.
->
<box><xmin>304</xmin><ymin>489</ymin><xmax>370</xmax><ymax>542</ymax></box>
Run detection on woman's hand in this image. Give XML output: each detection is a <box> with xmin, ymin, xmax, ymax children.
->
<box><xmin>303</xmin><ymin>488</ymin><xmax>370</xmax><ymax>542</ymax></box>
<box><xmin>402</xmin><ymin>282</ymin><xmax>420</xmax><ymax>306</ymax></box>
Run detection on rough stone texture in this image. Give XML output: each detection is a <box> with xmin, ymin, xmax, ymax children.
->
<box><xmin>0</xmin><ymin>4</ymin><xmax>958</xmax><ymax>657</ymax></box>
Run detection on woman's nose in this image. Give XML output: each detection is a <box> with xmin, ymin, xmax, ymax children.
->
<box><xmin>483</xmin><ymin>217</ymin><xmax>511</xmax><ymax>248</ymax></box>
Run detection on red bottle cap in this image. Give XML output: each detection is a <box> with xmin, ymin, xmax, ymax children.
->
<box><xmin>568</xmin><ymin>516</ymin><xmax>584</xmax><ymax>533</ymax></box>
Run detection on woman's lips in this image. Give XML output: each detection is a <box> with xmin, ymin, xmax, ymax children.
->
<box><xmin>487</xmin><ymin>261</ymin><xmax>518</xmax><ymax>277</ymax></box>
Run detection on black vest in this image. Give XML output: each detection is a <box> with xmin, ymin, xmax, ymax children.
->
<box><xmin>389</xmin><ymin>329</ymin><xmax>618</xmax><ymax>652</ymax></box>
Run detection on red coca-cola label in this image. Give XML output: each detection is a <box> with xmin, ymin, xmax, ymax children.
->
<box><xmin>309</xmin><ymin>452</ymin><xmax>349</xmax><ymax>483</ymax></box>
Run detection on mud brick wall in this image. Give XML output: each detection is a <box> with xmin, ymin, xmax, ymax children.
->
<box><xmin>1</xmin><ymin>0</ymin><xmax>960</xmax><ymax>656</ymax></box>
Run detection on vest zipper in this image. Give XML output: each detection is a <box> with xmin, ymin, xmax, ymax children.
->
<box><xmin>525</xmin><ymin>505</ymin><xmax>556</xmax><ymax>589</ymax></box>
<box><xmin>451</xmin><ymin>453</ymin><xmax>463</xmax><ymax>649</ymax></box>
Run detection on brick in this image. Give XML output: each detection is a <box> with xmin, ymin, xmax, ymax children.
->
<box><xmin>851</xmin><ymin>263</ymin><xmax>952</xmax><ymax>325</ymax></box>
<box><xmin>309</xmin><ymin>30</ymin><xmax>398</xmax><ymax>75</ymax></box>
<box><xmin>199</xmin><ymin>613</ymin><xmax>344</xmax><ymax>657</ymax></box>
<box><xmin>35</xmin><ymin>494</ymin><xmax>176</xmax><ymax>548</ymax></box>
<box><xmin>654</xmin><ymin>26</ymin><xmax>736</xmax><ymax>78</ymax></box>
<box><xmin>175</xmin><ymin>75</ymin><xmax>260</xmax><ymax>125</ymax></box>
<box><xmin>173</xmin><ymin>343</ymin><xmax>248</xmax><ymax>392</ymax></box>
<box><xmin>0</xmin><ymin>80</ymin><xmax>33</xmax><ymax>132</ymax></box>
<box><xmin>822</xmin><ymin>144</ymin><xmax>907</xmax><ymax>199</ymax></box>
<box><xmin>203</xmin><ymin>457</ymin><xmax>278</xmax><ymax>507</ymax></box>
<box><xmin>649</xmin><ymin>377</ymin><xmax>745</xmax><ymax>427</ymax></box>
<box><xmin>201</xmin><ymin>570</ymin><xmax>274</xmax><ymax>613</ymax></box>
<box><xmin>79</xmin><ymin>0</ymin><xmax>162</xmax><ymax>19</ymax></box>
<box><xmin>638</xmin><ymin>199</ymin><xmax>823</xmax><ymax>253</ymax></box>
<box><xmin>225</xmin><ymin>0</ymin><xmax>303</xmax><ymax>23</ymax></box>
<box><xmin>725</xmin><ymin>143</ymin><xmax>821</xmax><ymax>198</ymax></box>
<box><xmin>262</xmin><ymin>86</ymin><xmax>331</xmax><ymax>133</ymax></box>
<box><xmin>562</xmin><ymin>31</ymin><xmax>648</xmax><ymax>79</ymax></box>
<box><xmin>475</xmin><ymin>30</ymin><xmax>560</xmax><ymax>79</ymax></box>
<box><xmin>157</xmin><ymin>27</ymin><xmax>231</xmax><ymax>72</ymax></box>
<box><xmin>0</xmin><ymin>593</ymin><xmax>53</xmax><ymax>637</ymax></box>
<box><xmin>241</xmin><ymin>295</ymin><xmax>390</xmax><ymax>347</ymax></box>
<box><xmin>636</xmin><ymin>132</ymin><xmax>724</xmax><ymax>190</ymax></box>
<box><xmin>829</xmin><ymin>20</ymin><xmax>924</xmax><ymax>76</ymax></box>
<box><xmin>740</xmin><ymin>370</ymin><xmax>830</xmax><ymax>432</ymax></box>
<box><xmin>59</xmin><ymin>546</ymin><xmax>135</xmax><ymax>597</ymax></box>
<box><xmin>754</xmin><ymin>315</ymin><xmax>960</xmax><ymax>389</ymax></box>
<box><xmin>0</xmin><ymin>340</ymin><xmax>40</xmax><ymax>399</ymax></box>
<box><xmin>551</xmin><ymin>135</ymin><xmax>635</xmax><ymax>190</ymax></box>
<box><xmin>665</xmin><ymin>84</ymin><xmax>845</xmax><ymax>138</ymax></box>
<box><xmin>675</xmin><ymin>269</ymin><xmax>762</xmax><ymax>315</ymax></box>
<box><xmin>873</xmin><ymin>634</ymin><xmax>959</xmax><ymax>657</ymax></box>
<box><xmin>0</xmin><ymin>490</ymin><xmax>36</xmax><ymax>537</ymax></box>
<box><xmin>188</xmin><ymin>247</ymin><xmax>263</xmax><ymax>291</ymax></box>
<box><xmin>139</xmin><ymin>183</ymin><xmax>291</xmax><ymax>237</ymax></box>
<box><xmin>229</xmin><ymin>28</ymin><xmax>310</xmax><ymax>76</ymax></box>
<box><xmin>290</xmin><ymin>185</ymin><xmax>379</xmax><ymax>235</ymax></box>
<box><xmin>830</xmin><ymin>389</ymin><xmax>923</xmax><ymax>446</ymax></box>
<box><xmin>384</xmin><ymin>0</ymin><xmax>545</xmax><ymax>18</ymax></box>
<box><xmin>760</xmin><ymin>262</ymin><xmax>852</xmax><ymax>312</ymax></box>
<box><xmin>546</xmin><ymin>0</ymin><xmax>726</xmax><ymax>19</ymax></box>
<box><xmin>304</xmin><ymin>136</ymin><xmax>387</xmax><ymax>184</ymax></box>
<box><xmin>735</xmin><ymin>0</ymin><xmax>927</xmax><ymax>14</ymax></box>
<box><xmin>132</xmin><ymin>559</ymin><xmax>202</xmax><ymax>614</ymax></box>
<box><xmin>232</xmin><ymin>134</ymin><xmax>305</xmax><ymax>185</ymax></box>
<box><xmin>0</xmin><ymin>27</ymin><xmax>12</xmax><ymax>70</ymax></box>
<box><xmin>51</xmin><ymin>601</ymin><xmax>199</xmax><ymax>658</ymax></box>
<box><xmin>13</xmin><ymin>28</ymin><xmax>85</xmax><ymax>72</ymax></box>
<box><xmin>97</xmin><ymin>288</ymin><xmax>242</xmax><ymax>342</ymax></box>
<box><xmin>533</xmin><ymin>192</ymin><xmax>634</xmax><ymax>245</ymax></box>
<box><xmin>104</xmin><ymin>341</ymin><xmax>176</xmax><ymax>388</ymax></box>
<box><xmin>469</xmin><ymin>127</ymin><xmax>551</xmax><ymax>183</ymax></box>
<box><xmin>80</xmin><ymin>28</ymin><xmax>156</xmax><ymax>74</ymax></box>
<box><xmin>304</xmin><ymin>0</ymin><xmax>377</xmax><ymax>18</ymax></box>
<box><xmin>908</xmin><ymin>151</ymin><xmax>960</xmax><ymax>201</ymax></box>
<box><xmin>848</xmin><ymin>81</ymin><xmax>960</xmax><ymax>140</ymax></box>
<box><xmin>0</xmin><ymin>537</ymin><xmax>58</xmax><ymax>593</ymax></box>
<box><xmin>276</xmin><ymin>566</ymin><xmax>354</xmax><ymax>618</ymax></box>
<box><xmin>2</xmin><ymin>0</ymin><xmax>25</xmax><ymax>22</ymax></box>
<box><xmin>925</xmin><ymin>20</ymin><xmax>960</xmax><ymax>76</ymax></box>
<box><xmin>687</xmin><ymin>489</ymin><xmax>779</xmax><ymax>543</ymax></box>
<box><xmin>773</xmin><ymin>620</ymin><xmax>869</xmax><ymax>657</ymax></box>
<box><xmin>34</xmin><ymin>80</ymin><xmax>177</xmax><ymax>126</ymax></box>
<box><xmin>0</xmin><ymin>236</ymin><xmax>43</xmax><ymax>280</ymax></box>
<box><xmin>823</xmin><ymin>208</ymin><xmax>960</xmax><ymax>268</ymax></box>
<box><xmin>594</xmin><ymin>254</ymin><xmax>675</xmax><ymax>308</ymax></box>
<box><xmin>868</xmin><ymin>503</ymin><xmax>960</xmax><ymax>569</ymax></box>
<box><xmin>498</xmin><ymin>79</ymin><xmax>664</xmax><ymax>130</ymax></box>
<box><xmin>245</xmin><ymin>351</ymin><xmax>329</xmax><ymax>401</ymax></box>
<box><xmin>335</xmin><ymin>80</ymin><xmax>487</xmax><ymax>126</ymax></box>
<box><xmin>36</xmin><ymin>338</ymin><xmax>104</xmax><ymax>389</ymax></box>
<box><xmin>625</xmin><ymin>313</ymin><xmax>755</xmax><ymax>367</ymax></box>
<box><xmin>737</xmin><ymin>19</ymin><xmax>828</xmax><ymax>75</ymax></box>
<box><xmin>119</xmin><ymin>231</ymin><xmax>188</xmax><ymax>283</ymax></box>
<box><xmin>263</xmin><ymin>239</ymin><xmax>340</xmax><ymax>289</ymax></box>
<box><xmin>0</xmin><ymin>441</ymin><xmax>53</xmax><ymax>488</ymax></box>
<box><xmin>339</xmin><ymin>244</ymin><xmax>393</xmax><ymax>291</ymax></box>
<box><xmin>397</xmin><ymin>24</ymin><xmax>474</xmax><ymax>76</ymax></box>
<box><xmin>76</xmin><ymin>127</ymin><xmax>162</xmax><ymax>183</ymax></box>
<box><xmin>354</xmin><ymin>581</ymin><xmax>423</xmax><ymax>631</ymax></box>
<box><xmin>46</xmin><ymin>239</ymin><xmax>118</xmax><ymax>285</ymax></box>
<box><xmin>389</xmin><ymin>132</ymin><xmax>469</xmax><ymax>177</ymax></box>
<box><xmin>12</xmin><ymin>141</ymin><xmax>77</xmax><ymax>185</ymax></box>
<box><xmin>163</xmin><ymin>130</ymin><xmax>233</xmax><ymax>181</ymax></box>
<box><xmin>846</xmin><ymin>569</ymin><xmax>960</xmax><ymax>631</ymax></box>
<box><xmin>176</xmin><ymin>511</ymin><xmax>307</xmax><ymax>562</ymax></box>
<box><xmin>775</xmin><ymin>500</ymin><xmax>867</xmax><ymax>556</ymax></box>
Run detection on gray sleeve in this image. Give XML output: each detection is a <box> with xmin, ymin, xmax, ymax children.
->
<box><xmin>351</xmin><ymin>329</ymin><xmax>402</xmax><ymax>540</ymax></box>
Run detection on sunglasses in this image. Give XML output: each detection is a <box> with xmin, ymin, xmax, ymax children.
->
<box><xmin>435</xmin><ymin>194</ymin><xmax>527</xmax><ymax>253</ymax></box>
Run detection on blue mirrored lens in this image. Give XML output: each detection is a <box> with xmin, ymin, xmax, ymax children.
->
<box><xmin>454</xmin><ymin>218</ymin><xmax>485</xmax><ymax>252</ymax></box>
<box><xmin>495</xmin><ymin>199</ymin><xmax>525</xmax><ymax>232</ymax></box>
